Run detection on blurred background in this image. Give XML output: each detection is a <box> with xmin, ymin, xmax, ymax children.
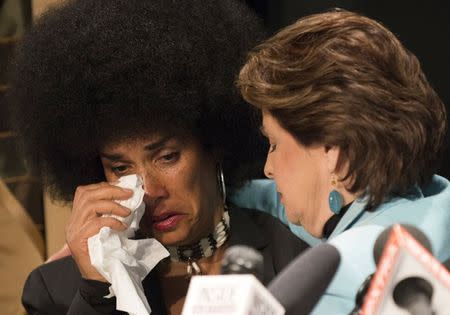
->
<box><xmin>0</xmin><ymin>1</ymin><xmax>448</xmax><ymax>314</ymax></box>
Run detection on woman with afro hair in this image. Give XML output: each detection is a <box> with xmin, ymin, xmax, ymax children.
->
<box><xmin>8</xmin><ymin>0</ymin><xmax>309</xmax><ymax>314</ymax></box>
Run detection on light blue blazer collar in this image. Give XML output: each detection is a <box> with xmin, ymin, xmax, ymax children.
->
<box><xmin>328</xmin><ymin>185</ymin><xmax>424</xmax><ymax>239</ymax></box>
<box><xmin>328</xmin><ymin>197</ymin><xmax>368</xmax><ymax>239</ymax></box>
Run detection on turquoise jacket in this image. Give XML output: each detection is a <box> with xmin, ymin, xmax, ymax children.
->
<box><xmin>231</xmin><ymin>175</ymin><xmax>450</xmax><ymax>314</ymax></box>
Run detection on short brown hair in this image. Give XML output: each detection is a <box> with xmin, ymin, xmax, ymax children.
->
<box><xmin>238</xmin><ymin>10</ymin><xmax>447</xmax><ymax>209</ymax></box>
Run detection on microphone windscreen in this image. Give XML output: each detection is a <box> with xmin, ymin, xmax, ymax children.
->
<box><xmin>267</xmin><ymin>243</ymin><xmax>340</xmax><ymax>315</ymax></box>
<box><xmin>373</xmin><ymin>224</ymin><xmax>432</xmax><ymax>265</ymax></box>
<box><xmin>221</xmin><ymin>245</ymin><xmax>264</xmax><ymax>281</ymax></box>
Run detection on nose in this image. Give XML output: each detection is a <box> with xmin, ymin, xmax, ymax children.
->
<box><xmin>141</xmin><ymin>172</ymin><xmax>168</xmax><ymax>206</ymax></box>
<box><xmin>264</xmin><ymin>154</ymin><xmax>274</xmax><ymax>179</ymax></box>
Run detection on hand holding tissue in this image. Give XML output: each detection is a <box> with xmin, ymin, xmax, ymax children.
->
<box><xmin>88</xmin><ymin>174</ymin><xmax>169</xmax><ymax>315</ymax></box>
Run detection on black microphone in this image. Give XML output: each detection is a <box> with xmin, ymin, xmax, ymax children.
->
<box><xmin>267</xmin><ymin>243</ymin><xmax>341</xmax><ymax>315</ymax></box>
<box><xmin>220</xmin><ymin>245</ymin><xmax>264</xmax><ymax>281</ymax></box>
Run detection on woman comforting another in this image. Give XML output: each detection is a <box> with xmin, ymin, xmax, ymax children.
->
<box><xmin>9</xmin><ymin>1</ymin><xmax>308</xmax><ymax>314</ymax></box>
<box><xmin>236</xmin><ymin>10</ymin><xmax>450</xmax><ymax>314</ymax></box>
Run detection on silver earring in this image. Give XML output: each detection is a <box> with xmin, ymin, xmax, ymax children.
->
<box><xmin>217</xmin><ymin>164</ymin><xmax>226</xmax><ymax>204</ymax></box>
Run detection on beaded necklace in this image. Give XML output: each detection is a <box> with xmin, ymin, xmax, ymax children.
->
<box><xmin>166</xmin><ymin>211</ymin><xmax>230</xmax><ymax>276</ymax></box>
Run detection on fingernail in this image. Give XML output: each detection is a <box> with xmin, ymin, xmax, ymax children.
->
<box><xmin>122</xmin><ymin>188</ymin><xmax>133</xmax><ymax>194</ymax></box>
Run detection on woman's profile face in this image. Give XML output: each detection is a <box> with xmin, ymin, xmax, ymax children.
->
<box><xmin>99</xmin><ymin>133</ymin><xmax>223</xmax><ymax>246</ymax></box>
<box><xmin>261</xmin><ymin>112</ymin><xmax>334</xmax><ymax>237</ymax></box>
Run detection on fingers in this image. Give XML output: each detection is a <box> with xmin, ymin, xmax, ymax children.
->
<box><xmin>75</xmin><ymin>216</ymin><xmax>127</xmax><ymax>239</ymax></box>
<box><xmin>66</xmin><ymin>181</ymin><xmax>134</xmax><ymax>282</ymax></box>
<box><xmin>66</xmin><ymin>216</ymin><xmax>127</xmax><ymax>256</ymax></box>
<box><xmin>66</xmin><ymin>216</ymin><xmax>125</xmax><ymax>282</ymax></box>
<box><xmin>86</xmin><ymin>200</ymin><xmax>131</xmax><ymax>220</ymax></box>
<box><xmin>86</xmin><ymin>183</ymin><xmax>133</xmax><ymax>201</ymax></box>
<box><xmin>72</xmin><ymin>182</ymin><xmax>133</xmax><ymax>221</ymax></box>
<box><xmin>66</xmin><ymin>216</ymin><xmax>127</xmax><ymax>257</ymax></box>
<box><xmin>74</xmin><ymin>182</ymin><xmax>133</xmax><ymax>204</ymax></box>
<box><xmin>96</xmin><ymin>216</ymin><xmax>128</xmax><ymax>231</ymax></box>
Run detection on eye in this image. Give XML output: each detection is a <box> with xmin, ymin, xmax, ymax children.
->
<box><xmin>110</xmin><ymin>164</ymin><xmax>129</xmax><ymax>175</ymax></box>
<box><xmin>159</xmin><ymin>151</ymin><xmax>180</xmax><ymax>163</ymax></box>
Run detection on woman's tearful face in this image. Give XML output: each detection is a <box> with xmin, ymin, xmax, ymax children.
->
<box><xmin>100</xmin><ymin>133</ymin><xmax>223</xmax><ymax>246</ymax></box>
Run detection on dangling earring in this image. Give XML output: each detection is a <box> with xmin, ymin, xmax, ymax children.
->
<box><xmin>328</xmin><ymin>175</ymin><xmax>343</xmax><ymax>214</ymax></box>
<box><xmin>296</xmin><ymin>214</ymin><xmax>302</xmax><ymax>226</ymax></box>
<box><xmin>217</xmin><ymin>164</ymin><xmax>227</xmax><ymax>206</ymax></box>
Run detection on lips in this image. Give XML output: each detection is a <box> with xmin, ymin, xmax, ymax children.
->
<box><xmin>151</xmin><ymin>212</ymin><xmax>185</xmax><ymax>232</ymax></box>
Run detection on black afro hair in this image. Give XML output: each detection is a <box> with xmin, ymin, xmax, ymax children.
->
<box><xmin>8</xmin><ymin>0</ymin><xmax>267</xmax><ymax>201</ymax></box>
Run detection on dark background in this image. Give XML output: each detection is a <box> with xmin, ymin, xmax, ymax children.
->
<box><xmin>245</xmin><ymin>0</ymin><xmax>450</xmax><ymax>179</ymax></box>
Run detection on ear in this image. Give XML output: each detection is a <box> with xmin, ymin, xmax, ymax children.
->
<box><xmin>324</xmin><ymin>145</ymin><xmax>341</xmax><ymax>174</ymax></box>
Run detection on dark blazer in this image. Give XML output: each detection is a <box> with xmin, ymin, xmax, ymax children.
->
<box><xmin>22</xmin><ymin>207</ymin><xmax>309</xmax><ymax>314</ymax></box>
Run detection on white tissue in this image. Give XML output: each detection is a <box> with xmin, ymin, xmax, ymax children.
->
<box><xmin>107</xmin><ymin>174</ymin><xmax>145</xmax><ymax>238</ymax></box>
<box><xmin>88</xmin><ymin>174</ymin><xmax>169</xmax><ymax>315</ymax></box>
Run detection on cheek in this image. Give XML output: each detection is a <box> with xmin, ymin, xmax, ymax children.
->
<box><xmin>275</xmin><ymin>151</ymin><xmax>318</xmax><ymax>213</ymax></box>
<box><xmin>171</xmin><ymin>156</ymin><xmax>215</xmax><ymax>213</ymax></box>
<box><xmin>169</xmin><ymin>163</ymin><xmax>198</xmax><ymax>200</ymax></box>
<box><xmin>280</xmin><ymin>168</ymin><xmax>318</xmax><ymax>225</ymax></box>
<box><xmin>274</xmin><ymin>150</ymin><xmax>301</xmax><ymax>192</ymax></box>
<box><xmin>103</xmin><ymin>171</ymin><xmax>119</xmax><ymax>183</ymax></box>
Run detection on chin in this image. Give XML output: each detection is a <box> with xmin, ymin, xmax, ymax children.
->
<box><xmin>301</xmin><ymin>221</ymin><xmax>323</xmax><ymax>238</ymax></box>
<box><xmin>152</xmin><ymin>228</ymin><xmax>190</xmax><ymax>247</ymax></box>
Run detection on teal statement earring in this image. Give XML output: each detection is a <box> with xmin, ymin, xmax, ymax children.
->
<box><xmin>329</xmin><ymin>176</ymin><xmax>343</xmax><ymax>214</ymax></box>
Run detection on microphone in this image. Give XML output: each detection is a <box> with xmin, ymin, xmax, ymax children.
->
<box><xmin>182</xmin><ymin>245</ymin><xmax>285</xmax><ymax>315</ymax></box>
<box><xmin>267</xmin><ymin>243</ymin><xmax>341</xmax><ymax>315</ymax></box>
<box><xmin>361</xmin><ymin>224</ymin><xmax>450</xmax><ymax>315</ymax></box>
<box><xmin>350</xmin><ymin>225</ymin><xmax>433</xmax><ymax>315</ymax></box>
<box><xmin>220</xmin><ymin>244</ymin><xmax>264</xmax><ymax>282</ymax></box>
<box><xmin>372</xmin><ymin>224</ymin><xmax>433</xmax><ymax>265</ymax></box>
